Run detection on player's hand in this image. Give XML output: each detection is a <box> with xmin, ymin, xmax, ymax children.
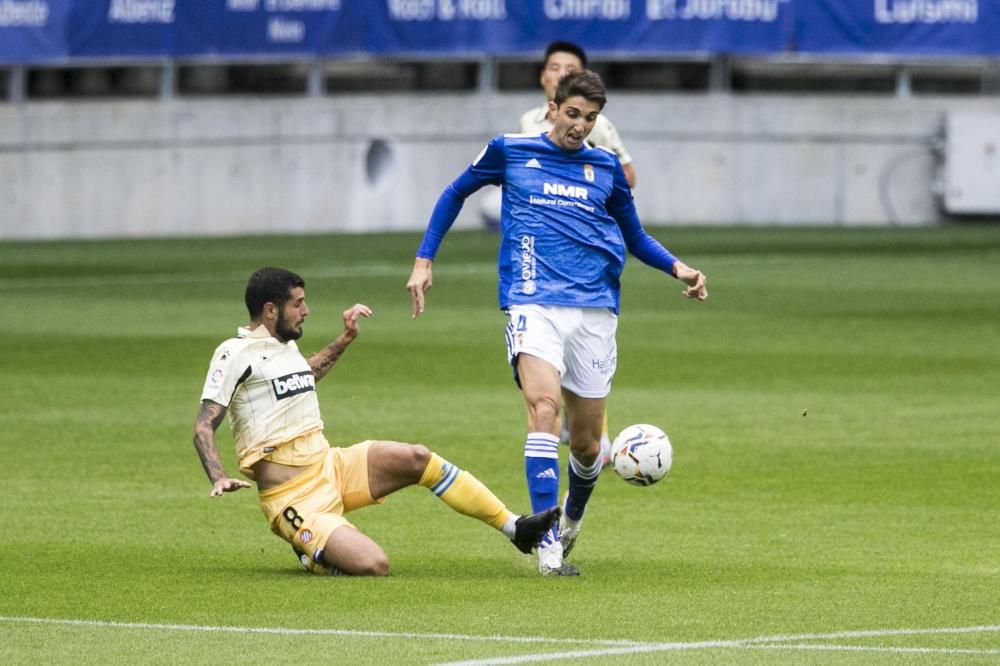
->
<box><xmin>673</xmin><ymin>261</ymin><xmax>708</xmax><ymax>301</ymax></box>
<box><xmin>342</xmin><ymin>303</ymin><xmax>373</xmax><ymax>340</ymax></box>
<box><xmin>406</xmin><ymin>258</ymin><xmax>434</xmax><ymax>319</ymax></box>
<box><xmin>209</xmin><ymin>477</ymin><xmax>251</xmax><ymax>497</ymax></box>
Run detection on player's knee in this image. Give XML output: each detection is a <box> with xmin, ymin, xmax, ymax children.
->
<box><xmin>408</xmin><ymin>444</ymin><xmax>432</xmax><ymax>477</ymax></box>
<box><xmin>323</xmin><ymin>542</ymin><xmax>390</xmax><ymax>576</ymax></box>
<box><xmin>527</xmin><ymin>395</ymin><xmax>560</xmax><ymax>429</ymax></box>
<box><xmin>569</xmin><ymin>427</ymin><xmax>602</xmax><ymax>460</ymax></box>
<box><xmin>356</xmin><ymin>552</ymin><xmax>390</xmax><ymax>577</ymax></box>
<box><xmin>374</xmin><ymin>441</ymin><xmax>432</xmax><ymax>483</ymax></box>
<box><xmin>570</xmin><ymin>441</ymin><xmax>600</xmax><ymax>465</ymax></box>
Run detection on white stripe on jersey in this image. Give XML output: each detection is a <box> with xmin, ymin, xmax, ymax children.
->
<box><xmin>503</xmin><ymin>131</ymin><xmax>545</xmax><ymax>139</ymax></box>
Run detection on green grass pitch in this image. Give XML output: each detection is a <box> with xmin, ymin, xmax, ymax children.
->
<box><xmin>1</xmin><ymin>226</ymin><xmax>998</xmax><ymax>664</ymax></box>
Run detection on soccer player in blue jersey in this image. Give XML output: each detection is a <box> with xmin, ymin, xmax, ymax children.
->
<box><xmin>407</xmin><ymin>71</ymin><xmax>708</xmax><ymax>576</ymax></box>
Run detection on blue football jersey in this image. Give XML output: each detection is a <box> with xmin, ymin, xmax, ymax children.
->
<box><xmin>417</xmin><ymin>132</ymin><xmax>677</xmax><ymax>313</ymax></box>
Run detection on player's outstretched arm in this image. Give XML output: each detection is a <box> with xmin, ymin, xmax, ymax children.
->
<box><xmin>406</xmin><ymin>257</ymin><xmax>434</xmax><ymax>319</ymax></box>
<box><xmin>308</xmin><ymin>303</ymin><xmax>372</xmax><ymax>382</ymax></box>
<box><xmin>672</xmin><ymin>261</ymin><xmax>708</xmax><ymax>301</ymax></box>
<box><xmin>192</xmin><ymin>400</ymin><xmax>251</xmax><ymax>497</ymax></box>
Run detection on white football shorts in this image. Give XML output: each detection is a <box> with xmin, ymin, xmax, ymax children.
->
<box><xmin>504</xmin><ymin>304</ymin><xmax>618</xmax><ymax>398</ymax></box>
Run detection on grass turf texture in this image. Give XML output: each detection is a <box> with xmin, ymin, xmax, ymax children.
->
<box><xmin>1</xmin><ymin>226</ymin><xmax>998</xmax><ymax>664</ymax></box>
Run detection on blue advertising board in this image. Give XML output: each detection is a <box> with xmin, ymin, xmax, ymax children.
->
<box><xmin>0</xmin><ymin>0</ymin><xmax>71</xmax><ymax>62</ymax></box>
<box><xmin>367</xmin><ymin>1</ymin><xmax>793</xmax><ymax>55</ymax></box>
<box><xmin>67</xmin><ymin>0</ymin><xmax>175</xmax><ymax>58</ymax></box>
<box><xmin>2</xmin><ymin>1</ymin><xmax>1000</xmax><ymax>63</ymax></box>
<box><xmin>175</xmin><ymin>0</ymin><xmax>361</xmax><ymax>57</ymax></box>
<box><xmin>794</xmin><ymin>0</ymin><xmax>1000</xmax><ymax>55</ymax></box>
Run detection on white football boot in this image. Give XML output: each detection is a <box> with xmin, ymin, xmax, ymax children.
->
<box><xmin>537</xmin><ymin>532</ymin><xmax>579</xmax><ymax>576</ymax></box>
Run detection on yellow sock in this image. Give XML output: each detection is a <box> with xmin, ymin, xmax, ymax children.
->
<box><xmin>419</xmin><ymin>453</ymin><xmax>514</xmax><ymax>531</ymax></box>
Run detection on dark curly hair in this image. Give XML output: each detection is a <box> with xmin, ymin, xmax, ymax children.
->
<box><xmin>244</xmin><ymin>267</ymin><xmax>304</xmax><ymax>319</ymax></box>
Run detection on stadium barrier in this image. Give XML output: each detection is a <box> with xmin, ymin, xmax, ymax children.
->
<box><xmin>3</xmin><ymin>2</ymin><xmax>999</xmax><ymax>238</ymax></box>
<box><xmin>4</xmin><ymin>91</ymin><xmax>999</xmax><ymax>240</ymax></box>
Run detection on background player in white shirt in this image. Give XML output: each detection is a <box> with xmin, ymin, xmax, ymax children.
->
<box><xmin>193</xmin><ymin>267</ymin><xmax>560</xmax><ymax>576</ymax></box>
<box><xmin>408</xmin><ymin>72</ymin><xmax>707</xmax><ymax>576</ymax></box>
<box><xmin>521</xmin><ymin>41</ymin><xmax>635</xmax><ymax>187</ymax></box>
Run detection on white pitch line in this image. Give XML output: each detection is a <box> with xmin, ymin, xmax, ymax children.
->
<box><xmin>7</xmin><ymin>250</ymin><xmax>994</xmax><ymax>292</ymax></box>
<box><xmin>0</xmin><ymin>263</ymin><xmax>495</xmax><ymax>291</ymax></box>
<box><xmin>744</xmin><ymin>624</ymin><xmax>1000</xmax><ymax>642</ymax></box>
<box><xmin>436</xmin><ymin>640</ymin><xmax>752</xmax><ymax>666</ymax></box>
<box><xmin>0</xmin><ymin>250</ymin><xmax>947</xmax><ymax>292</ymax></box>
<box><xmin>434</xmin><ymin>624</ymin><xmax>1000</xmax><ymax>666</ymax></box>
<box><xmin>0</xmin><ymin>255</ymin><xmax>824</xmax><ymax>291</ymax></box>
<box><xmin>5</xmin><ymin>247</ymin><xmax>997</xmax><ymax>291</ymax></box>
<box><xmin>3</xmin><ymin>616</ymin><xmax>998</xmax><ymax>665</ymax></box>
<box><xmin>0</xmin><ymin>615</ymin><xmax>644</xmax><ymax>647</ymax></box>
<box><xmin>752</xmin><ymin>644</ymin><xmax>1000</xmax><ymax>656</ymax></box>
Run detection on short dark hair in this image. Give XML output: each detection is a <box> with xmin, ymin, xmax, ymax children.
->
<box><xmin>543</xmin><ymin>41</ymin><xmax>588</xmax><ymax>69</ymax></box>
<box><xmin>245</xmin><ymin>267</ymin><xmax>304</xmax><ymax>319</ymax></box>
<box><xmin>552</xmin><ymin>69</ymin><xmax>607</xmax><ymax>110</ymax></box>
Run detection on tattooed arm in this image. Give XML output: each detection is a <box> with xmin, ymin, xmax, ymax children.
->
<box><xmin>308</xmin><ymin>303</ymin><xmax>372</xmax><ymax>382</ymax></box>
<box><xmin>193</xmin><ymin>399</ymin><xmax>251</xmax><ymax>497</ymax></box>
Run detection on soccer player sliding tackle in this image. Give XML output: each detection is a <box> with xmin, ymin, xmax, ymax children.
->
<box><xmin>193</xmin><ymin>267</ymin><xmax>560</xmax><ymax>576</ymax></box>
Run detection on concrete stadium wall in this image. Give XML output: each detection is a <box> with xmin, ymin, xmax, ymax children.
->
<box><xmin>1</xmin><ymin>92</ymin><xmax>996</xmax><ymax>240</ymax></box>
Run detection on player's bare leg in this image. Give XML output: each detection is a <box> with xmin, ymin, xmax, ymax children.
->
<box><xmin>563</xmin><ymin>392</ymin><xmax>604</xmax><ymax>464</ymax></box>
<box><xmin>518</xmin><ymin>354</ymin><xmax>561</xmax><ymax>435</ymax></box>
<box><xmin>299</xmin><ymin>443</ymin><xmax>429</xmax><ymax>576</ymax></box>
<box><xmin>560</xmin><ymin>406</ymin><xmax>611</xmax><ymax>468</ymax></box>
<box><xmin>320</xmin><ymin>526</ymin><xmax>390</xmax><ymax>576</ymax></box>
<box><xmin>367</xmin><ymin>440</ymin><xmax>431</xmax><ymax>498</ymax></box>
<box><xmin>560</xmin><ymin>391</ymin><xmax>606</xmax><ymax>557</ymax></box>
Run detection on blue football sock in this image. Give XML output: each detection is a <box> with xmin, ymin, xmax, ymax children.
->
<box><xmin>565</xmin><ymin>452</ymin><xmax>603</xmax><ymax>522</ymax></box>
<box><xmin>524</xmin><ymin>432</ymin><xmax>560</xmax><ymax>515</ymax></box>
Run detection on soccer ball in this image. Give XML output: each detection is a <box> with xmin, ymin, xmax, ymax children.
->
<box><xmin>610</xmin><ymin>424</ymin><xmax>673</xmax><ymax>486</ymax></box>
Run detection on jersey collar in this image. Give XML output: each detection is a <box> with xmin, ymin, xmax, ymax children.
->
<box><xmin>540</xmin><ymin>131</ymin><xmax>587</xmax><ymax>155</ymax></box>
<box><xmin>238</xmin><ymin>325</ymin><xmax>274</xmax><ymax>340</ymax></box>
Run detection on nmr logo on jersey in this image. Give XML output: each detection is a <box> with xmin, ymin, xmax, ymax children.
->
<box><xmin>272</xmin><ymin>371</ymin><xmax>316</xmax><ymax>400</ymax></box>
<box><xmin>543</xmin><ymin>183</ymin><xmax>589</xmax><ymax>200</ymax></box>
